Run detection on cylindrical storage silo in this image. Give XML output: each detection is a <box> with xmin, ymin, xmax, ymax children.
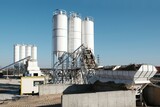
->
<box><xmin>82</xmin><ymin>17</ymin><xmax>94</xmax><ymax>54</ymax></box>
<box><xmin>20</xmin><ymin>44</ymin><xmax>26</xmax><ymax>64</ymax></box>
<box><xmin>14</xmin><ymin>44</ymin><xmax>20</xmax><ymax>62</ymax></box>
<box><xmin>31</xmin><ymin>45</ymin><xmax>37</xmax><ymax>61</ymax></box>
<box><xmin>53</xmin><ymin>9</ymin><xmax>68</xmax><ymax>61</ymax></box>
<box><xmin>25</xmin><ymin>45</ymin><xmax>32</xmax><ymax>58</ymax></box>
<box><xmin>68</xmin><ymin>12</ymin><xmax>81</xmax><ymax>53</ymax></box>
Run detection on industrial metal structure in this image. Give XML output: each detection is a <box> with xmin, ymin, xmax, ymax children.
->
<box><xmin>68</xmin><ymin>12</ymin><xmax>81</xmax><ymax>53</ymax></box>
<box><xmin>31</xmin><ymin>45</ymin><xmax>37</xmax><ymax>61</ymax></box>
<box><xmin>52</xmin><ymin>10</ymin><xmax>157</xmax><ymax>104</ymax></box>
<box><xmin>14</xmin><ymin>44</ymin><xmax>38</xmax><ymax>63</ymax></box>
<box><xmin>0</xmin><ymin>56</ymin><xmax>31</xmax><ymax>71</ymax></box>
<box><xmin>53</xmin><ymin>45</ymin><xmax>97</xmax><ymax>84</ymax></box>
<box><xmin>82</xmin><ymin>17</ymin><xmax>94</xmax><ymax>54</ymax></box>
<box><xmin>20</xmin><ymin>45</ymin><xmax>26</xmax><ymax>64</ymax></box>
<box><xmin>26</xmin><ymin>45</ymin><xmax>32</xmax><ymax>60</ymax></box>
<box><xmin>53</xmin><ymin>9</ymin><xmax>68</xmax><ymax>64</ymax></box>
<box><xmin>12</xmin><ymin>44</ymin><xmax>41</xmax><ymax>76</ymax></box>
<box><xmin>89</xmin><ymin>64</ymin><xmax>157</xmax><ymax>90</ymax></box>
<box><xmin>14</xmin><ymin>44</ymin><xmax>20</xmax><ymax>62</ymax></box>
<box><xmin>52</xmin><ymin>9</ymin><xmax>96</xmax><ymax>84</ymax></box>
<box><xmin>88</xmin><ymin>64</ymin><xmax>157</xmax><ymax>106</ymax></box>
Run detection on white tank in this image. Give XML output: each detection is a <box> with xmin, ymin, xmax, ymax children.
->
<box><xmin>26</xmin><ymin>45</ymin><xmax>32</xmax><ymax>58</ymax></box>
<box><xmin>14</xmin><ymin>44</ymin><xmax>20</xmax><ymax>62</ymax></box>
<box><xmin>31</xmin><ymin>45</ymin><xmax>37</xmax><ymax>61</ymax></box>
<box><xmin>20</xmin><ymin>45</ymin><xmax>26</xmax><ymax>64</ymax></box>
<box><xmin>68</xmin><ymin>12</ymin><xmax>81</xmax><ymax>53</ymax></box>
<box><xmin>53</xmin><ymin>9</ymin><xmax>68</xmax><ymax>58</ymax></box>
<box><xmin>82</xmin><ymin>17</ymin><xmax>94</xmax><ymax>54</ymax></box>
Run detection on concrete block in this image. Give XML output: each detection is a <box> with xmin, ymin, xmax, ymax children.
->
<box><xmin>88</xmin><ymin>93</ymin><xmax>98</xmax><ymax>107</ymax></box>
<box><xmin>56</xmin><ymin>85</ymin><xmax>63</xmax><ymax>94</ymax></box>
<box><xmin>62</xmin><ymin>91</ymin><xmax>136</xmax><ymax>107</ymax></box>
<box><xmin>97</xmin><ymin>92</ymin><xmax>108</xmax><ymax>107</ymax></box>
<box><xmin>39</xmin><ymin>84</ymin><xmax>92</xmax><ymax>95</ymax></box>
<box><xmin>116</xmin><ymin>91</ymin><xmax>125</xmax><ymax>107</ymax></box>
<box><xmin>124</xmin><ymin>91</ymin><xmax>136</xmax><ymax>107</ymax></box>
<box><xmin>107</xmin><ymin>91</ymin><xmax>117</xmax><ymax>107</ymax></box>
<box><xmin>62</xmin><ymin>95</ymin><xmax>69</xmax><ymax>107</ymax></box>
<box><xmin>68</xmin><ymin>95</ymin><xmax>78</xmax><ymax>107</ymax></box>
<box><xmin>80</xmin><ymin>94</ymin><xmax>89</xmax><ymax>107</ymax></box>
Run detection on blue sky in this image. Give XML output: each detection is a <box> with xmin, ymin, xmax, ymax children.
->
<box><xmin>0</xmin><ymin>0</ymin><xmax>160</xmax><ymax>68</ymax></box>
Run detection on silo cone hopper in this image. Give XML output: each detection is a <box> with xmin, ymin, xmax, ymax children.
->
<box><xmin>89</xmin><ymin>64</ymin><xmax>157</xmax><ymax>95</ymax></box>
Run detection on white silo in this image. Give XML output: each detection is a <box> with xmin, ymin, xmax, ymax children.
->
<box><xmin>26</xmin><ymin>45</ymin><xmax>32</xmax><ymax>58</ymax></box>
<box><xmin>20</xmin><ymin>44</ymin><xmax>26</xmax><ymax>64</ymax></box>
<box><xmin>14</xmin><ymin>44</ymin><xmax>20</xmax><ymax>62</ymax></box>
<box><xmin>68</xmin><ymin>12</ymin><xmax>81</xmax><ymax>53</ymax></box>
<box><xmin>31</xmin><ymin>45</ymin><xmax>37</xmax><ymax>61</ymax></box>
<box><xmin>53</xmin><ymin>9</ymin><xmax>68</xmax><ymax>62</ymax></box>
<box><xmin>82</xmin><ymin>17</ymin><xmax>94</xmax><ymax>54</ymax></box>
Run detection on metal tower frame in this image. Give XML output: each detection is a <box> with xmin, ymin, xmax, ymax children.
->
<box><xmin>52</xmin><ymin>45</ymin><xmax>97</xmax><ymax>84</ymax></box>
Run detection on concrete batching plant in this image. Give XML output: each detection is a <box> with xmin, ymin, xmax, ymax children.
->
<box><xmin>53</xmin><ymin>9</ymin><xmax>94</xmax><ymax>63</ymax></box>
<box><xmin>52</xmin><ymin>9</ymin><xmax>96</xmax><ymax>84</ymax></box>
<box><xmin>13</xmin><ymin>44</ymin><xmax>41</xmax><ymax>76</ymax></box>
<box><xmin>52</xmin><ymin>10</ymin><xmax>157</xmax><ymax>97</ymax></box>
<box><xmin>14</xmin><ymin>44</ymin><xmax>37</xmax><ymax>63</ymax></box>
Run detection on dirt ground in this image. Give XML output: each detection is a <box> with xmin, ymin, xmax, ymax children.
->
<box><xmin>0</xmin><ymin>78</ymin><xmax>20</xmax><ymax>100</ymax></box>
<box><xmin>0</xmin><ymin>78</ymin><xmax>61</xmax><ymax>107</ymax></box>
<box><xmin>0</xmin><ymin>94</ymin><xmax>61</xmax><ymax>107</ymax></box>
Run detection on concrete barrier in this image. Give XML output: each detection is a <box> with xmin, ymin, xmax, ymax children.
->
<box><xmin>62</xmin><ymin>91</ymin><xmax>136</xmax><ymax>107</ymax></box>
<box><xmin>39</xmin><ymin>84</ymin><xmax>92</xmax><ymax>95</ymax></box>
<box><xmin>39</xmin><ymin>84</ymin><xmax>71</xmax><ymax>95</ymax></box>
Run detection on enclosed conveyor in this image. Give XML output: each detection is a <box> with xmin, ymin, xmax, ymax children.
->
<box><xmin>89</xmin><ymin>64</ymin><xmax>157</xmax><ymax>95</ymax></box>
